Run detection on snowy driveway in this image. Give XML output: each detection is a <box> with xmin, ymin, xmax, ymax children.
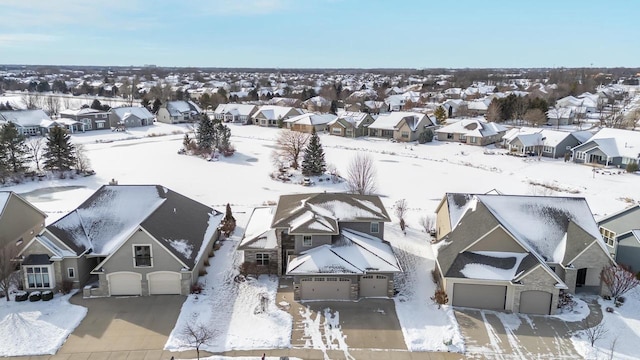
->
<box><xmin>456</xmin><ymin>306</ymin><xmax>597</xmax><ymax>359</ymax></box>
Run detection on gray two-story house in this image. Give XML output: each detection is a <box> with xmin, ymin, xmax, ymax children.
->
<box><xmin>597</xmin><ymin>205</ymin><xmax>640</xmax><ymax>272</ymax></box>
<box><xmin>239</xmin><ymin>193</ymin><xmax>401</xmax><ymax>301</ymax></box>
<box><xmin>59</xmin><ymin>108</ymin><xmax>110</xmax><ymax>131</ymax></box>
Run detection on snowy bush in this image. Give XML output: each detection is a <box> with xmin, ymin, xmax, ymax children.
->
<box><xmin>431</xmin><ymin>288</ymin><xmax>449</xmax><ymax>309</ymax></box>
<box><xmin>28</xmin><ymin>291</ymin><xmax>41</xmax><ymax>302</ymax></box>
<box><xmin>557</xmin><ymin>290</ymin><xmax>576</xmax><ymax>311</ymax></box>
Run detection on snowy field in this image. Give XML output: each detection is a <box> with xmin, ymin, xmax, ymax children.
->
<box><xmin>2</xmin><ymin>121</ymin><xmax>640</xmax><ymax>356</ymax></box>
<box><xmin>0</xmin><ymin>292</ymin><xmax>87</xmax><ymax>356</ymax></box>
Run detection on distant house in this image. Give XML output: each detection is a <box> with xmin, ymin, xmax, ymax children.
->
<box><xmin>301</xmin><ymin>96</ymin><xmax>331</xmax><ymax>112</ymax></box>
<box><xmin>0</xmin><ymin>109</ymin><xmax>51</xmax><ymax>136</ymax></box>
<box><xmin>59</xmin><ymin>108</ymin><xmax>110</xmax><ymax>131</ymax></box>
<box><xmin>238</xmin><ymin>193</ymin><xmax>401</xmax><ymax>301</ymax></box>
<box><xmin>252</xmin><ymin>105</ymin><xmax>303</xmax><ymax>127</ymax></box>
<box><xmin>212</xmin><ymin>103</ymin><xmax>258</xmax><ymax>124</ymax></box>
<box><xmin>435</xmin><ymin>193</ymin><xmax>614</xmax><ymax>315</ymax></box>
<box><xmin>503</xmin><ymin>128</ymin><xmax>592</xmax><ymax>158</ymax></box>
<box><xmin>597</xmin><ymin>205</ymin><xmax>640</xmax><ymax>271</ymax></box>
<box><xmin>546</xmin><ymin>107</ymin><xmax>574</xmax><ymax>126</ymax></box>
<box><xmin>40</xmin><ymin>118</ymin><xmax>83</xmax><ymax>134</ymax></box>
<box><xmin>18</xmin><ymin>185</ymin><xmax>222</xmax><ymax>297</ymax></box>
<box><xmin>0</xmin><ymin>191</ymin><xmax>46</xmax><ymax>256</ymax></box>
<box><xmin>435</xmin><ymin>119</ymin><xmax>506</xmax><ymax>146</ymax></box>
<box><xmin>571</xmin><ymin>128</ymin><xmax>640</xmax><ymax>166</ymax></box>
<box><xmin>283</xmin><ymin>113</ymin><xmax>336</xmax><ymax>133</ymax></box>
<box><xmin>156</xmin><ymin>101</ymin><xmax>202</xmax><ymax>124</ymax></box>
<box><xmin>109</xmin><ymin>107</ymin><xmax>155</xmax><ymax>128</ymax></box>
<box><xmin>368</xmin><ymin>111</ymin><xmax>436</xmax><ymax>142</ymax></box>
<box><xmin>327</xmin><ymin>112</ymin><xmax>374</xmax><ymax>138</ymax></box>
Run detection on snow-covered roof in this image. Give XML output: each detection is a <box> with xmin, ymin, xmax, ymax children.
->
<box><xmin>458</xmin><ymin>251</ymin><xmax>530</xmax><ymax>281</ymax></box>
<box><xmin>286</xmin><ymin>229</ymin><xmax>401</xmax><ymax>275</ymax></box>
<box><xmin>578</xmin><ymin>128</ymin><xmax>640</xmax><ymax>160</ymax></box>
<box><xmin>435</xmin><ymin>119</ymin><xmax>506</xmax><ymax>138</ymax></box>
<box><xmin>504</xmin><ymin>127</ymin><xmax>591</xmax><ymax>148</ymax></box>
<box><xmin>110</xmin><ymin>106</ymin><xmax>154</xmax><ymax>121</ymax></box>
<box><xmin>239</xmin><ymin>207</ymin><xmax>278</xmax><ymax>250</ymax></box>
<box><xmin>165</xmin><ymin>101</ymin><xmax>201</xmax><ymax>116</ymax></box>
<box><xmin>253</xmin><ymin>105</ymin><xmax>302</xmax><ymax>120</ymax></box>
<box><xmin>36</xmin><ymin>234</ymin><xmax>76</xmax><ymax>258</ymax></box>
<box><xmin>47</xmin><ymin>185</ymin><xmax>221</xmax><ymax>268</ymax></box>
<box><xmin>0</xmin><ymin>109</ymin><xmax>51</xmax><ymax>127</ymax></box>
<box><xmin>329</xmin><ymin>111</ymin><xmax>370</xmax><ymax>128</ymax></box>
<box><xmin>272</xmin><ymin>193</ymin><xmax>390</xmax><ymax>234</ymax></box>
<box><xmin>59</xmin><ymin>108</ymin><xmax>106</xmax><ymax>116</ymax></box>
<box><xmin>368</xmin><ymin>111</ymin><xmax>435</xmax><ymax>131</ymax></box>
<box><xmin>213</xmin><ymin>103</ymin><xmax>256</xmax><ymax>116</ymax></box>
<box><xmin>284</xmin><ymin>113</ymin><xmax>336</xmax><ymax>126</ymax></box>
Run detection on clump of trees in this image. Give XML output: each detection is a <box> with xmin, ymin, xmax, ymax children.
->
<box><xmin>486</xmin><ymin>94</ymin><xmax>549</xmax><ymax>125</ymax></box>
<box><xmin>195</xmin><ymin>115</ymin><xmax>234</xmax><ymax>156</ymax></box>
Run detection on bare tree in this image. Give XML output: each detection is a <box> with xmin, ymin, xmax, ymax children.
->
<box><xmin>272</xmin><ymin>130</ymin><xmax>309</xmax><ymax>170</ymax></box>
<box><xmin>74</xmin><ymin>144</ymin><xmax>91</xmax><ymax>173</ymax></box>
<box><xmin>345</xmin><ymin>153</ymin><xmax>377</xmax><ymax>195</ymax></box>
<box><xmin>419</xmin><ymin>214</ymin><xmax>435</xmax><ymax>234</ymax></box>
<box><xmin>63</xmin><ymin>96</ymin><xmax>71</xmax><ymax>111</ymax></box>
<box><xmin>44</xmin><ymin>96</ymin><xmax>61</xmax><ymax>116</ymax></box>
<box><xmin>524</xmin><ymin>108</ymin><xmax>547</xmax><ymax>127</ymax></box>
<box><xmin>456</xmin><ymin>103</ymin><xmax>469</xmax><ymax>118</ymax></box>
<box><xmin>22</xmin><ymin>93</ymin><xmax>42</xmax><ymax>110</ymax></box>
<box><xmin>394</xmin><ymin>199</ymin><xmax>408</xmax><ymax>231</ymax></box>
<box><xmin>583</xmin><ymin>317</ymin><xmax>608</xmax><ymax>347</ymax></box>
<box><xmin>0</xmin><ymin>246</ymin><xmax>19</xmax><ymax>302</ymax></box>
<box><xmin>26</xmin><ymin>137</ymin><xmax>45</xmax><ymax>171</ymax></box>
<box><xmin>182</xmin><ymin>321</ymin><xmax>215</xmax><ymax>360</ymax></box>
<box><xmin>601</xmin><ymin>264</ymin><xmax>640</xmax><ymax>300</ymax></box>
<box><xmin>513</xmin><ymin>96</ymin><xmax>528</xmax><ymax>125</ymax></box>
<box><xmin>486</xmin><ymin>100</ymin><xmax>502</xmax><ymax>122</ymax></box>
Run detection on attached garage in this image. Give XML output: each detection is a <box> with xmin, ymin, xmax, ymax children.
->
<box><xmin>519</xmin><ymin>290</ymin><xmax>552</xmax><ymax>315</ymax></box>
<box><xmin>359</xmin><ymin>274</ymin><xmax>388</xmax><ymax>297</ymax></box>
<box><xmin>452</xmin><ymin>283</ymin><xmax>506</xmax><ymax>310</ymax></box>
<box><xmin>300</xmin><ymin>277</ymin><xmax>351</xmax><ymax>300</ymax></box>
<box><xmin>148</xmin><ymin>272</ymin><xmax>182</xmax><ymax>295</ymax></box>
<box><xmin>108</xmin><ymin>272</ymin><xmax>142</xmax><ymax>296</ymax></box>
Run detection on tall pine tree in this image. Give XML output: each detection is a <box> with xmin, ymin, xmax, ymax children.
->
<box><xmin>216</xmin><ymin>122</ymin><xmax>232</xmax><ymax>153</ymax></box>
<box><xmin>43</xmin><ymin>126</ymin><xmax>76</xmax><ymax>172</ymax></box>
<box><xmin>301</xmin><ymin>128</ymin><xmax>326</xmax><ymax>176</ymax></box>
<box><xmin>197</xmin><ymin>114</ymin><xmax>215</xmax><ymax>150</ymax></box>
<box><xmin>0</xmin><ymin>123</ymin><xmax>29</xmax><ymax>173</ymax></box>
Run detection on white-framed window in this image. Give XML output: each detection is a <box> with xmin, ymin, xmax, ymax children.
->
<box><xmin>576</xmin><ymin>151</ymin><xmax>585</xmax><ymax>160</ymax></box>
<box><xmin>599</xmin><ymin>227</ymin><xmax>616</xmax><ymax>246</ymax></box>
<box><xmin>469</xmin><ymin>137</ymin><xmax>477</xmax><ymax>144</ymax></box>
<box><xmin>302</xmin><ymin>235</ymin><xmax>312</xmax><ymax>247</ymax></box>
<box><xmin>133</xmin><ymin>245</ymin><xmax>152</xmax><ymax>267</ymax></box>
<box><xmin>459</xmin><ymin>135</ymin><xmax>467</xmax><ymax>141</ymax></box>
<box><xmin>67</xmin><ymin>267</ymin><xmax>75</xmax><ymax>278</ymax></box>
<box><xmin>256</xmin><ymin>253</ymin><xmax>269</xmax><ymax>266</ymax></box>
<box><xmin>101</xmin><ymin>114</ymin><xmax>108</xmax><ymax>118</ymax></box>
<box><xmin>370</xmin><ymin>222</ymin><xmax>380</xmax><ymax>233</ymax></box>
<box><xmin>543</xmin><ymin>146</ymin><xmax>554</xmax><ymax>153</ymax></box>
<box><xmin>25</xmin><ymin>265</ymin><xmax>53</xmax><ymax>289</ymax></box>
<box><xmin>332</xmin><ymin>127</ymin><xmax>342</xmax><ymax>135</ymax></box>
<box><xmin>97</xmin><ymin>122</ymin><xmax>105</xmax><ymax>129</ymax></box>
<box><xmin>401</xmin><ymin>131</ymin><xmax>409</xmax><ymax>139</ymax></box>
<box><xmin>345</xmin><ymin>129</ymin><xmax>353</xmax><ymax>137</ymax></box>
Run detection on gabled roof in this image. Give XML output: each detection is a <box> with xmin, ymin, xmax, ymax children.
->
<box><xmin>238</xmin><ymin>207</ymin><xmax>278</xmax><ymax>250</ymax></box>
<box><xmin>0</xmin><ymin>109</ymin><xmax>51</xmax><ymax>127</ymax></box>
<box><xmin>110</xmin><ymin>106</ymin><xmax>154</xmax><ymax>121</ymax></box>
<box><xmin>252</xmin><ymin>105</ymin><xmax>302</xmax><ymax>120</ymax></box>
<box><xmin>284</xmin><ymin>113</ymin><xmax>336</xmax><ymax>126</ymax></box>
<box><xmin>271</xmin><ymin>193</ymin><xmax>390</xmax><ymax>234</ymax></box>
<box><xmin>47</xmin><ymin>185</ymin><xmax>221</xmax><ymax>268</ymax></box>
<box><xmin>445</xmin><ymin>251</ymin><xmax>538</xmax><ymax>281</ymax></box>
<box><xmin>368</xmin><ymin>111</ymin><xmax>435</xmax><ymax>131</ymax></box>
<box><xmin>441</xmin><ymin>193</ymin><xmax>605</xmax><ymax>264</ymax></box>
<box><xmin>328</xmin><ymin>112</ymin><xmax>371</xmax><ymax>128</ymax></box>
<box><xmin>574</xmin><ymin>128</ymin><xmax>640</xmax><ymax>159</ymax></box>
<box><xmin>165</xmin><ymin>101</ymin><xmax>201</xmax><ymax>116</ymax></box>
<box><xmin>286</xmin><ymin>229</ymin><xmax>401</xmax><ymax>275</ymax></box>
<box><xmin>213</xmin><ymin>103</ymin><xmax>256</xmax><ymax>116</ymax></box>
<box><xmin>59</xmin><ymin>108</ymin><xmax>108</xmax><ymax>116</ymax></box>
<box><xmin>435</xmin><ymin>119</ymin><xmax>506</xmax><ymax>138</ymax></box>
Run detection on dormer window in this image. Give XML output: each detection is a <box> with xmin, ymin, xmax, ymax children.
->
<box><xmin>371</xmin><ymin>222</ymin><xmax>380</xmax><ymax>233</ymax></box>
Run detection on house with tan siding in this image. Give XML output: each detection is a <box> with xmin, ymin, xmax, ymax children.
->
<box><xmin>367</xmin><ymin>111</ymin><xmax>436</xmax><ymax>142</ymax></box>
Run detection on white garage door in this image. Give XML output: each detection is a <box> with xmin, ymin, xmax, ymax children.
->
<box><xmin>148</xmin><ymin>272</ymin><xmax>182</xmax><ymax>295</ymax></box>
<box><xmin>108</xmin><ymin>272</ymin><xmax>142</xmax><ymax>296</ymax></box>
<box><xmin>359</xmin><ymin>275</ymin><xmax>388</xmax><ymax>297</ymax></box>
<box><xmin>453</xmin><ymin>283</ymin><xmax>506</xmax><ymax>310</ymax></box>
<box><xmin>300</xmin><ymin>277</ymin><xmax>351</xmax><ymax>300</ymax></box>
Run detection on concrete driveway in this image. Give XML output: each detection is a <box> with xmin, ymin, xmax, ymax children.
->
<box><xmin>455</xmin><ymin>299</ymin><xmax>603</xmax><ymax>359</ymax></box>
<box><xmin>60</xmin><ymin>294</ymin><xmax>186</xmax><ymax>354</ymax></box>
<box><xmin>277</xmin><ymin>279</ymin><xmax>407</xmax><ymax>351</ymax></box>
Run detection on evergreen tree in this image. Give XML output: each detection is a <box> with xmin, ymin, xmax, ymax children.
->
<box><xmin>0</xmin><ymin>123</ymin><xmax>29</xmax><ymax>173</ymax></box>
<box><xmin>216</xmin><ymin>123</ymin><xmax>232</xmax><ymax>154</ymax></box>
<box><xmin>43</xmin><ymin>126</ymin><xmax>76</xmax><ymax>172</ymax></box>
<box><xmin>329</xmin><ymin>100</ymin><xmax>338</xmax><ymax>115</ymax></box>
<box><xmin>197</xmin><ymin>115</ymin><xmax>215</xmax><ymax>150</ymax></box>
<box><xmin>301</xmin><ymin>128</ymin><xmax>326</xmax><ymax>176</ymax></box>
<box><xmin>152</xmin><ymin>99</ymin><xmax>162</xmax><ymax>114</ymax></box>
<box><xmin>434</xmin><ymin>106</ymin><xmax>447</xmax><ymax>124</ymax></box>
<box><xmin>90</xmin><ymin>99</ymin><xmax>103</xmax><ymax>110</ymax></box>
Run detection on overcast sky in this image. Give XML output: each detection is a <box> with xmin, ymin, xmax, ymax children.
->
<box><xmin>1</xmin><ymin>0</ymin><xmax>638</xmax><ymax>69</ymax></box>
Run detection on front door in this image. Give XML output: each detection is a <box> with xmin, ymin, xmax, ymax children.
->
<box><xmin>576</xmin><ymin>268</ymin><xmax>587</xmax><ymax>287</ymax></box>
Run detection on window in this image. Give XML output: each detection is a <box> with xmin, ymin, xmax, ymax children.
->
<box><xmin>25</xmin><ymin>266</ymin><xmax>52</xmax><ymax>289</ymax></box>
<box><xmin>332</xmin><ymin>127</ymin><xmax>342</xmax><ymax>135</ymax></box>
<box><xmin>459</xmin><ymin>135</ymin><xmax>467</xmax><ymax>141</ymax></box>
<box><xmin>599</xmin><ymin>227</ymin><xmax>616</xmax><ymax>246</ymax></box>
<box><xmin>345</xmin><ymin>129</ymin><xmax>353</xmax><ymax>137</ymax></box>
<box><xmin>447</xmin><ymin>133</ymin><xmax>454</xmax><ymax>139</ymax></box>
<box><xmin>576</xmin><ymin>151</ymin><xmax>585</xmax><ymax>160</ymax></box>
<box><xmin>97</xmin><ymin>122</ymin><xmax>105</xmax><ymax>129</ymax></box>
<box><xmin>256</xmin><ymin>253</ymin><xmax>269</xmax><ymax>266</ymax></box>
<box><xmin>303</xmin><ymin>235</ymin><xmax>312</xmax><ymax>247</ymax></box>
<box><xmin>543</xmin><ymin>146</ymin><xmax>554</xmax><ymax>153</ymax></box>
<box><xmin>401</xmin><ymin>131</ymin><xmax>409</xmax><ymax>139</ymax></box>
<box><xmin>134</xmin><ymin>245</ymin><xmax>152</xmax><ymax>267</ymax></box>
<box><xmin>370</xmin><ymin>222</ymin><xmax>380</xmax><ymax>233</ymax></box>
<box><xmin>67</xmin><ymin>268</ymin><xmax>75</xmax><ymax>278</ymax></box>
<box><xmin>469</xmin><ymin>137</ymin><xmax>477</xmax><ymax>144</ymax></box>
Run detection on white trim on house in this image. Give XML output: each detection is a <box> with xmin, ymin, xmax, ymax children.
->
<box><xmin>24</xmin><ymin>264</ymin><xmax>55</xmax><ymax>290</ymax></box>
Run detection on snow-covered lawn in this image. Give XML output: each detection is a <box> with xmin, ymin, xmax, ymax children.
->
<box><xmin>572</xmin><ymin>287</ymin><xmax>640</xmax><ymax>359</ymax></box>
<box><xmin>0</xmin><ymin>292</ymin><xmax>87</xmax><ymax>356</ymax></box>
<box><xmin>390</xmin><ymin>225</ymin><xmax>464</xmax><ymax>352</ymax></box>
<box><xmin>165</xmin><ymin>219</ymin><xmax>292</xmax><ymax>353</ymax></box>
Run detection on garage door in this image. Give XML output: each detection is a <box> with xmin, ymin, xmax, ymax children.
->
<box><xmin>148</xmin><ymin>272</ymin><xmax>182</xmax><ymax>295</ymax></box>
<box><xmin>108</xmin><ymin>272</ymin><xmax>142</xmax><ymax>296</ymax></box>
<box><xmin>453</xmin><ymin>283</ymin><xmax>506</xmax><ymax>310</ymax></box>
<box><xmin>300</xmin><ymin>277</ymin><xmax>351</xmax><ymax>300</ymax></box>
<box><xmin>359</xmin><ymin>275</ymin><xmax>388</xmax><ymax>297</ymax></box>
<box><xmin>519</xmin><ymin>290</ymin><xmax>552</xmax><ymax>315</ymax></box>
